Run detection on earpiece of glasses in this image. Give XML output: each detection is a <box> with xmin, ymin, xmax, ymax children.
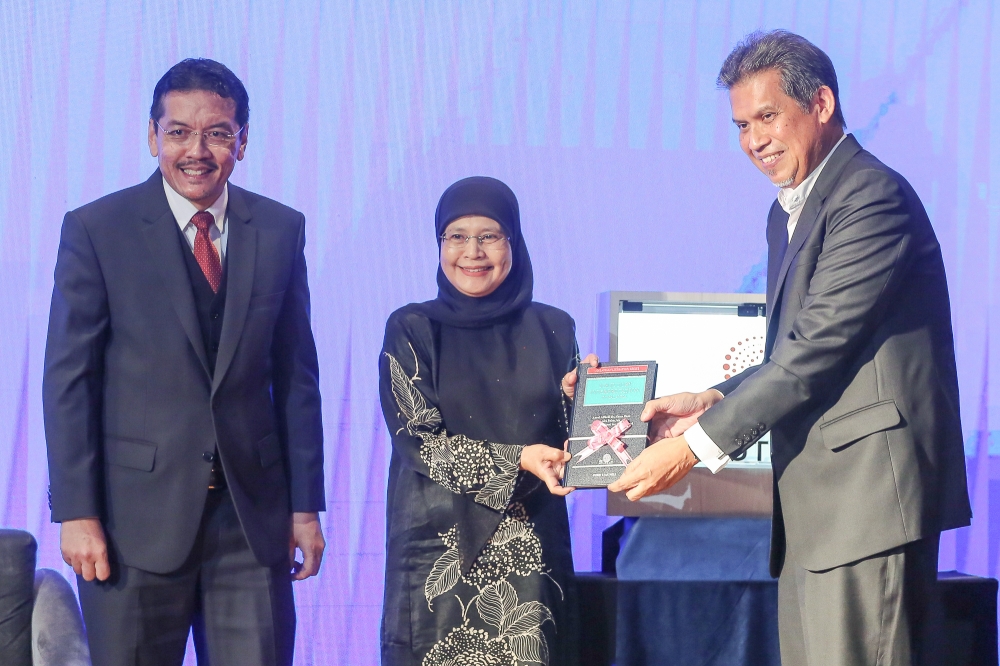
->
<box><xmin>156</xmin><ymin>122</ymin><xmax>244</xmax><ymax>147</ymax></box>
<box><xmin>440</xmin><ymin>233</ymin><xmax>508</xmax><ymax>249</ymax></box>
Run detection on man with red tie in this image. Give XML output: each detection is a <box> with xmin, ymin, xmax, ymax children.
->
<box><xmin>43</xmin><ymin>59</ymin><xmax>325</xmax><ymax>666</ymax></box>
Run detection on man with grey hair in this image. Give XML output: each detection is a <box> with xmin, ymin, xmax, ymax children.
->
<box><xmin>610</xmin><ymin>30</ymin><xmax>970</xmax><ymax>665</ymax></box>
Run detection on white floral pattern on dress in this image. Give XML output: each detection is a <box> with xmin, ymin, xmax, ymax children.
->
<box><xmin>422</xmin><ymin>580</ymin><xmax>554</xmax><ymax>666</ymax></box>
<box><xmin>422</xmin><ymin>504</ymin><xmax>557</xmax><ymax>665</ymax></box>
<box><xmin>462</xmin><ymin>505</ymin><xmax>546</xmax><ymax>592</ymax></box>
<box><xmin>385</xmin><ymin>348</ymin><xmax>520</xmax><ymax>511</ymax></box>
<box><xmin>421</xmin><ymin>623</ymin><xmax>515</xmax><ymax>666</ymax></box>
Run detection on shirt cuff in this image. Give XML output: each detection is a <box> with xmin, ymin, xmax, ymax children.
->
<box><xmin>685</xmin><ymin>422</ymin><xmax>730</xmax><ymax>474</ymax></box>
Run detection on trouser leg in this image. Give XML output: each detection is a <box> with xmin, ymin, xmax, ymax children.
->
<box><xmin>78</xmin><ymin>549</ymin><xmax>198</xmax><ymax>666</ymax></box>
<box><xmin>889</xmin><ymin>536</ymin><xmax>942</xmax><ymax>666</ymax></box>
<box><xmin>78</xmin><ymin>490</ymin><xmax>296</xmax><ymax>666</ymax></box>
<box><xmin>777</xmin><ymin>560</ymin><xmax>809</xmax><ymax>665</ymax></box>
<box><xmin>776</xmin><ymin>535</ymin><xmax>941</xmax><ymax>666</ymax></box>
<box><xmin>191</xmin><ymin>491</ymin><xmax>295</xmax><ymax>666</ymax></box>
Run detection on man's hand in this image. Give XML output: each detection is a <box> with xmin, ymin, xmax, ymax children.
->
<box><xmin>608</xmin><ymin>435</ymin><xmax>698</xmax><ymax>501</ymax></box>
<box><xmin>520</xmin><ymin>444</ymin><xmax>574</xmax><ymax>496</ymax></box>
<box><xmin>561</xmin><ymin>353</ymin><xmax>599</xmax><ymax>400</ymax></box>
<box><xmin>61</xmin><ymin>517</ymin><xmax>111</xmax><ymax>582</ymax></box>
<box><xmin>641</xmin><ymin>389</ymin><xmax>724</xmax><ymax>442</ymax></box>
<box><xmin>289</xmin><ymin>512</ymin><xmax>325</xmax><ymax>581</ymax></box>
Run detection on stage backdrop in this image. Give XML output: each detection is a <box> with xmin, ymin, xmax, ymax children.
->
<box><xmin>2</xmin><ymin>0</ymin><xmax>999</xmax><ymax>662</ymax></box>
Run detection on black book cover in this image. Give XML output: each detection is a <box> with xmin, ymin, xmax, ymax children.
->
<box><xmin>563</xmin><ymin>361</ymin><xmax>657</xmax><ymax>488</ymax></box>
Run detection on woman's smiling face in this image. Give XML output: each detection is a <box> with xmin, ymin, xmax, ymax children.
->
<box><xmin>439</xmin><ymin>215</ymin><xmax>513</xmax><ymax>298</ymax></box>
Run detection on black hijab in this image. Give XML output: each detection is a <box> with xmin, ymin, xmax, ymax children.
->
<box><xmin>415</xmin><ymin>176</ymin><xmax>533</xmax><ymax>327</ymax></box>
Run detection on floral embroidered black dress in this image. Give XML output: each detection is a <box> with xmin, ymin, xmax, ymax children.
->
<box><xmin>378</xmin><ymin>177</ymin><xmax>578</xmax><ymax>666</ymax></box>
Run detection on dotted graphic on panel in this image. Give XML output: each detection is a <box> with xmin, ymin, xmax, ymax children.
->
<box><xmin>722</xmin><ymin>337</ymin><xmax>764</xmax><ymax>380</ymax></box>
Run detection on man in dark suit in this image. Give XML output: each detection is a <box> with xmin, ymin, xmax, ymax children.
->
<box><xmin>610</xmin><ymin>31</ymin><xmax>971</xmax><ymax>665</ymax></box>
<box><xmin>43</xmin><ymin>59</ymin><xmax>325</xmax><ymax>666</ymax></box>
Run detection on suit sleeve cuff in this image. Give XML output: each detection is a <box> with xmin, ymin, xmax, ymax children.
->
<box><xmin>686</xmin><ymin>422</ymin><xmax>730</xmax><ymax>474</ymax></box>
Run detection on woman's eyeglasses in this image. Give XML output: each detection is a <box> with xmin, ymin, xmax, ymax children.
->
<box><xmin>440</xmin><ymin>233</ymin><xmax>508</xmax><ymax>249</ymax></box>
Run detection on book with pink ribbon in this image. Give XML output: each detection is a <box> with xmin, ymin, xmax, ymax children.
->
<box><xmin>563</xmin><ymin>361</ymin><xmax>657</xmax><ymax>488</ymax></box>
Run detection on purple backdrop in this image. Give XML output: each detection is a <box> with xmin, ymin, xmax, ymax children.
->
<box><xmin>1</xmin><ymin>0</ymin><xmax>998</xmax><ymax>662</ymax></box>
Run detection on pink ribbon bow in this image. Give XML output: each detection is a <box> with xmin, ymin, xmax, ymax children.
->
<box><xmin>575</xmin><ymin>418</ymin><xmax>633</xmax><ymax>465</ymax></box>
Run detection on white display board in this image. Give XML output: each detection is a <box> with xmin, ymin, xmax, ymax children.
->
<box><xmin>618</xmin><ymin>310</ymin><xmax>766</xmax><ymax>398</ymax></box>
<box><xmin>602</xmin><ymin>294</ymin><xmax>771</xmax><ymax>468</ymax></box>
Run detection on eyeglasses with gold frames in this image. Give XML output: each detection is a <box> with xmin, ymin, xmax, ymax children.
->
<box><xmin>155</xmin><ymin>121</ymin><xmax>245</xmax><ymax>148</ymax></box>
<box><xmin>439</xmin><ymin>233</ymin><xmax>508</xmax><ymax>249</ymax></box>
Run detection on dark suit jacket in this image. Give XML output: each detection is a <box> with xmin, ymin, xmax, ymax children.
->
<box><xmin>700</xmin><ymin>135</ymin><xmax>971</xmax><ymax>576</ymax></box>
<box><xmin>43</xmin><ymin>171</ymin><xmax>325</xmax><ymax>574</ymax></box>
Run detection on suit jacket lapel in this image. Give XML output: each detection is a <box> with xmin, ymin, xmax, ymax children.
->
<box><xmin>766</xmin><ymin>134</ymin><xmax>864</xmax><ymax>343</ymax></box>
<box><xmin>212</xmin><ymin>185</ymin><xmax>256</xmax><ymax>393</ymax></box>
<box><xmin>766</xmin><ymin>201</ymin><xmax>789</xmax><ymax>306</ymax></box>
<box><xmin>139</xmin><ymin>171</ymin><xmax>211</xmax><ymax>376</ymax></box>
<box><xmin>764</xmin><ymin>203</ymin><xmax>789</xmax><ymax>357</ymax></box>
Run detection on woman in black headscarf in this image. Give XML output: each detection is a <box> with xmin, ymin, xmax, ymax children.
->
<box><xmin>379</xmin><ymin>177</ymin><xmax>590</xmax><ymax>666</ymax></box>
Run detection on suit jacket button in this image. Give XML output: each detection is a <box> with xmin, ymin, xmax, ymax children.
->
<box><xmin>203</xmin><ymin>451</ymin><xmax>216</xmax><ymax>462</ymax></box>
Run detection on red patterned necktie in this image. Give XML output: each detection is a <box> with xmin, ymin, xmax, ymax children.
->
<box><xmin>190</xmin><ymin>211</ymin><xmax>222</xmax><ymax>292</ymax></box>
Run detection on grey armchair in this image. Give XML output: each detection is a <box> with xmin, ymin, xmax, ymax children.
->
<box><xmin>0</xmin><ymin>529</ymin><xmax>91</xmax><ymax>666</ymax></box>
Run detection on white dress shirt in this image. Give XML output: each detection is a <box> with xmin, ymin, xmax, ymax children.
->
<box><xmin>162</xmin><ymin>178</ymin><xmax>229</xmax><ymax>265</ymax></box>
<box><xmin>685</xmin><ymin>134</ymin><xmax>847</xmax><ymax>472</ymax></box>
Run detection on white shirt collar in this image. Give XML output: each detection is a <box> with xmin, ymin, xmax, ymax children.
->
<box><xmin>776</xmin><ymin>133</ymin><xmax>847</xmax><ymax>215</ymax></box>
<box><xmin>162</xmin><ymin>177</ymin><xmax>228</xmax><ymax>232</ymax></box>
